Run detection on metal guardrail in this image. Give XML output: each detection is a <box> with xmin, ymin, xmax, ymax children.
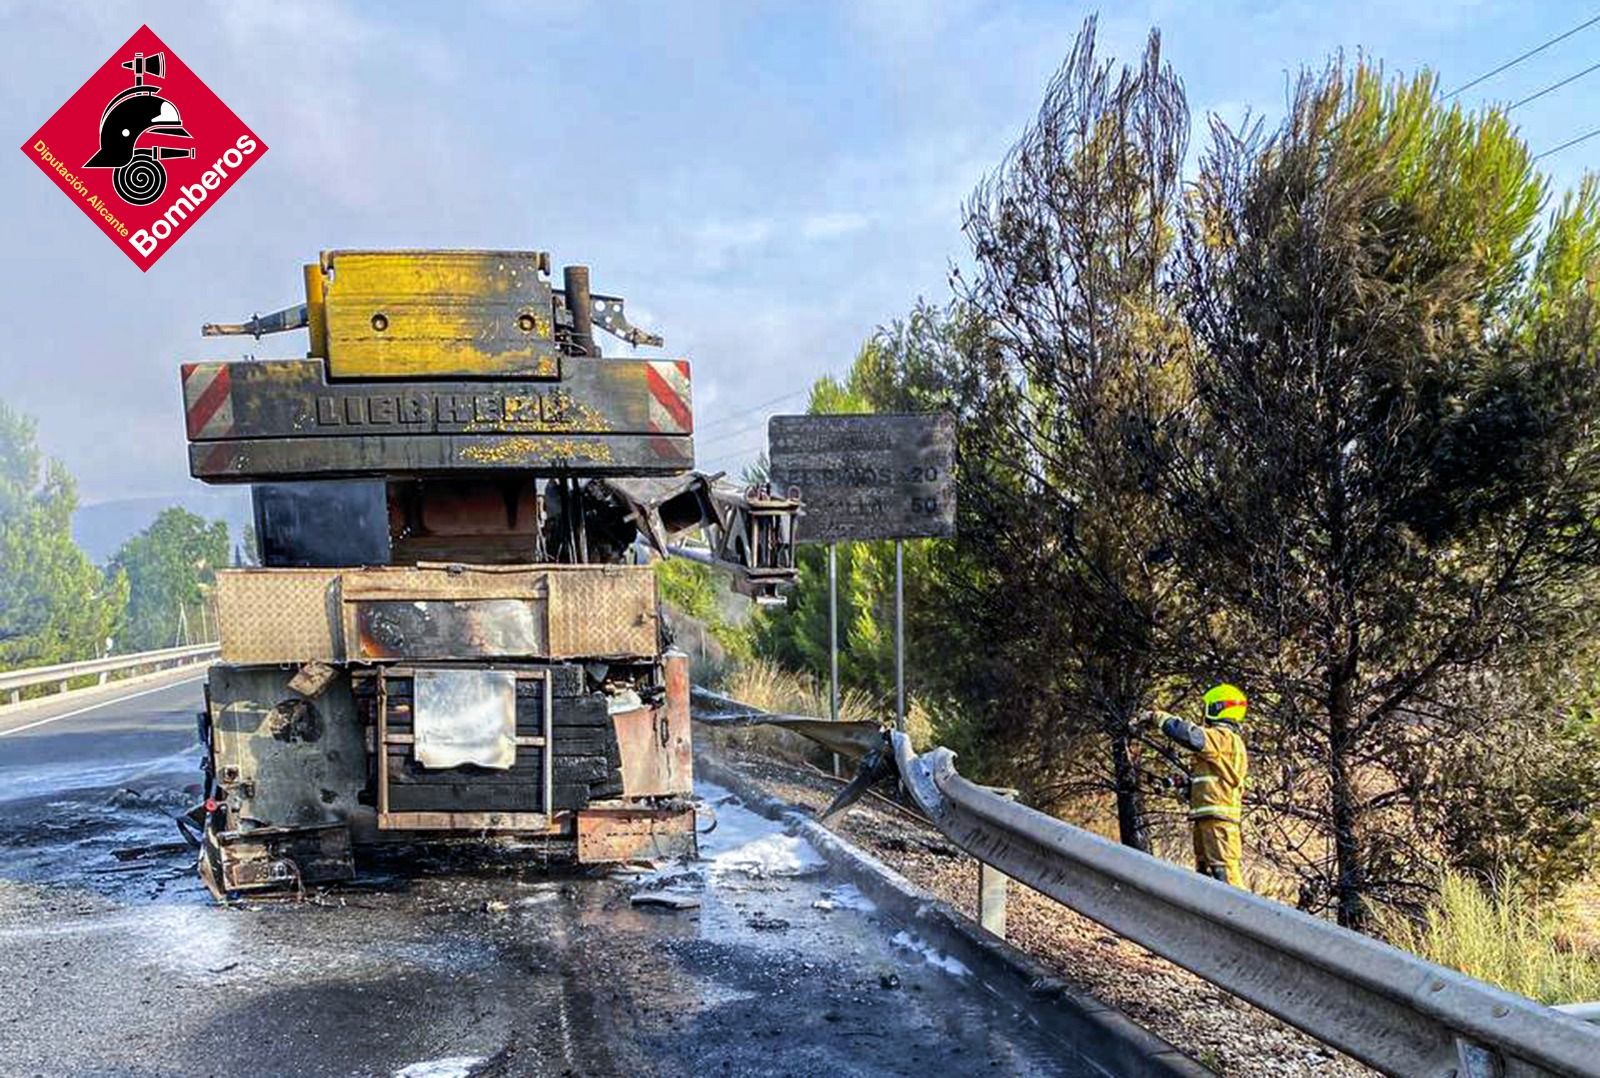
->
<box><xmin>1555</xmin><ymin>1001</ymin><xmax>1600</xmax><ymax>1024</ymax></box>
<box><xmin>0</xmin><ymin>642</ymin><xmax>219</xmax><ymax>705</ymax></box>
<box><xmin>889</xmin><ymin>733</ymin><xmax>1600</xmax><ymax>1077</ymax></box>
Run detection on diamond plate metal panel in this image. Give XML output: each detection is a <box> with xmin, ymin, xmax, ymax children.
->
<box><xmin>339</xmin><ymin>565</ymin><xmax>549</xmax><ymax>601</ymax></box>
<box><xmin>216</xmin><ymin>569</ymin><xmax>341</xmax><ymax>663</ymax></box>
<box><xmin>216</xmin><ymin>564</ymin><xmax>656</xmax><ymax>662</ymax></box>
<box><xmin>547</xmin><ymin>566</ymin><xmax>658</xmax><ymax>658</ymax></box>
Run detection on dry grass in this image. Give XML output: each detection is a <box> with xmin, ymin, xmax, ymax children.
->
<box><xmin>1374</xmin><ymin>871</ymin><xmax>1600</xmax><ymax>1005</ymax></box>
<box><xmin>720</xmin><ymin>658</ymin><xmax>941</xmax><ymax>742</ymax></box>
<box><xmin>707</xmin><ymin>660</ymin><xmax>874</xmax><ymax>767</ymax></box>
<box><xmin>719</xmin><ymin>659</ymin><xmax>875</xmax><ymax>722</ymax></box>
<box><xmin>1562</xmin><ymin>877</ymin><xmax>1600</xmax><ymax>953</ymax></box>
<box><xmin>705</xmin><ymin>659</ymin><xmax>945</xmax><ymax>774</ymax></box>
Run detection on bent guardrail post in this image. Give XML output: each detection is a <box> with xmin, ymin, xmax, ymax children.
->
<box><xmin>890</xmin><ymin>733</ymin><xmax>1600</xmax><ymax>1078</ymax></box>
<box><xmin>977</xmin><ymin>784</ymin><xmax>1018</xmax><ymax>939</ymax></box>
<box><xmin>978</xmin><ymin>860</ymin><xmax>1008</xmax><ymax>938</ymax></box>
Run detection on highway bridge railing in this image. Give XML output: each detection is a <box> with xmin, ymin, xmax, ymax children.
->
<box><xmin>0</xmin><ymin>643</ymin><xmax>219</xmax><ymax>707</ymax></box>
<box><xmin>887</xmin><ymin>732</ymin><xmax>1600</xmax><ymax>1078</ymax></box>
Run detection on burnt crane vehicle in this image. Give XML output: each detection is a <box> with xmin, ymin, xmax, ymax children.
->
<box><xmin>179</xmin><ymin>249</ymin><xmax>799</xmax><ymax>898</ymax></box>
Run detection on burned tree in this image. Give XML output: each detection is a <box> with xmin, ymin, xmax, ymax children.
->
<box><xmin>1173</xmin><ymin>65</ymin><xmax>1600</xmax><ymax>926</ymax></box>
<box><xmin>956</xmin><ymin>18</ymin><xmax>1192</xmax><ymax>849</ymax></box>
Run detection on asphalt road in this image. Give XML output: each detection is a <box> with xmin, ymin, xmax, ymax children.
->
<box><xmin>0</xmin><ymin>678</ymin><xmax>1106</xmax><ymax>1077</ymax></box>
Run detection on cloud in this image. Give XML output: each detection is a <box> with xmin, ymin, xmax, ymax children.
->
<box><xmin>204</xmin><ymin>1</ymin><xmax>478</xmax><ymax>216</ymax></box>
<box><xmin>687</xmin><ymin>217</ymin><xmax>777</xmax><ymax>271</ymax></box>
<box><xmin>799</xmin><ymin>211</ymin><xmax>871</xmax><ymax>240</ymax></box>
<box><xmin>2</xmin><ymin>0</ymin><xmax>1590</xmax><ymax>505</ymax></box>
<box><xmin>682</xmin><ymin>209</ymin><xmax>873</xmax><ymax>272</ymax></box>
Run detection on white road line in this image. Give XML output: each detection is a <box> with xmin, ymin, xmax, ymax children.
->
<box><xmin>0</xmin><ymin>674</ymin><xmax>206</xmax><ymax>739</ymax></box>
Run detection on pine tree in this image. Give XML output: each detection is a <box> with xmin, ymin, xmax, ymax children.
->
<box><xmin>1174</xmin><ymin>64</ymin><xmax>1600</xmax><ymax>926</ymax></box>
<box><xmin>954</xmin><ymin>18</ymin><xmax>1193</xmax><ymax>847</ymax></box>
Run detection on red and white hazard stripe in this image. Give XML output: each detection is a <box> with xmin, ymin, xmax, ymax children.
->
<box><xmin>181</xmin><ymin>362</ymin><xmax>234</xmax><ymax>440</ymax></box>
<box><xmin>645</xmin><ymin>360</ymin><xmax>692</xmax><ymax>434</ymax></box>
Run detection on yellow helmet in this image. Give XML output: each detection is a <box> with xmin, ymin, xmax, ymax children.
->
<box><xmin>1203</xmin><ymin>683</ymin><xmax>1247</xmax><ymax>723</ymax></box>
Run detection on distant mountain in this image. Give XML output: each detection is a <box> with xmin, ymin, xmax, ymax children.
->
<box><xmin>74</xmin><ymin>489</ymin><xmax>254</xmax><ymax>563</ymax></box>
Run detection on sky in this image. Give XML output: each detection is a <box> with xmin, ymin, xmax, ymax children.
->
<box><xmin>2</xmin><ymin>0</ymin><xmax>1597</xmax><ymax>509</ymax></box>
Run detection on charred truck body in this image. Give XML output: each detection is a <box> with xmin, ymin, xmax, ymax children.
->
<box><xmin>181</xmin><ymin>250</ymin><xmax>797</xmax><ymax>898</ymax></box>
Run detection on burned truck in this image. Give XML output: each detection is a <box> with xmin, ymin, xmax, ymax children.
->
<box><xmin>180</xmin><ymin>249</ymin><xmax>797</xmax><ymax>898</ymax></box>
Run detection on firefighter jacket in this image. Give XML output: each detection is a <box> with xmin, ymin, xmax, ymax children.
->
<box><xmin>1158</xmin><ymin>716</ymin><xmax>1247</xmax><ymax>823</ymax></box>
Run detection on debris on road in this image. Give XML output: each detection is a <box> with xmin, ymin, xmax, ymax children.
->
<box><xmin>0</xmin><ymin>695</ymin><xmax>1119</xmax><ymax>1076</ymax></box>
<box><xmin>811</xmin><ymin>884</ymin><xmax>876</xmax><ymax>913</ymax></box>
<box><xmin>110</xmin><ymin>841</ymin><xmax>190</xmax><ymax>862</ymax></box>
<box><xmin>106</xmin><ymin>787</ymin><xmax>147</xmax><ymax>809</ymax></box>
<box><xmin>890</xmin><ymin>930</ymin><xmax>972</xmax><ymax>977</ymax></box>
<box><xmin>393</xmin><ymin>1057</ymin><xmax>486</xmax><ymax>1078</ymax></box>
<box><xmin>698</xmin><ymin>782</ymin><xmax>827</xmax><ymax>880</ymax></box>
<box><xmin>630</xmin><ymin>891</ymin><xmax>701</xmax><ymax>910</ymax></box>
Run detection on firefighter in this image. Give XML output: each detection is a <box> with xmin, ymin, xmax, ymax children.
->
<box><xmin>1140</xmin><ymin>683</ymin><xmax>1249</xmax><ymax>888</ymax></box>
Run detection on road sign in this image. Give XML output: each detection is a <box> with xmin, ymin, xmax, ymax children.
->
<box><xmin>768</xmin><ymin>413</ymin><xmax>956</xmax><ymax>543</ymax></box>
<box><xmin>769</xmin><ymin>412</ymin><xmax>957</xmax><ymax>733</ymax></box>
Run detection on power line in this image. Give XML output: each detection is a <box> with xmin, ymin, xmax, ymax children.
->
<box><xmin>695</xmin><ymin>386</ymin><xmax>809</xmax><ymax>435</ymax></box>
<box><xmin>696</xmin><ymin>410</ymin><xmax>787</xmax><ymax>451</ymax></box>
<box><xmin>1443</xmin><ymin>13</ymin><xmax>1600</xmax><ymax>98</ymax></box>
<box><xmin>689</xmin><ymin>383</ymin><xmax>812</xmax><ymax>456</ymax></box>
<box><xmin>1534</xmin><ymin>125</ymin><xmax>1600</xmax><ymax>160</ymax></box>
<box><xmin>700</xmin><ymin>440</ymin><xmax>766</xmax><ymax>466</ymax></box>
<box><xmin>1508</xmin><ymin>59</ymin><xmax>1600</xmax><ymax>110</ymax></box>
<box><xmin>698</xmin><ymin>437</ymin><xmax>769</xmax><ymax>470</ymax></box>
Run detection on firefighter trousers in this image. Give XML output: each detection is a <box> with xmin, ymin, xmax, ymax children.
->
<box><xmin>1191</xmin><ymin>818</ymin><xmax>1243</xmax><ymax>888</ymax></box>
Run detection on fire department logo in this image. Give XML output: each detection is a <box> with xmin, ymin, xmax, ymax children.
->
<box><xmin>83</xmin><ymin>48</ymin><xmax>193</xmax><ymax>207</ymax></box>
<box><xmin>20</xmin><ymin>26</ymin><xmax>266</xmax><ymax>271</ymax></box>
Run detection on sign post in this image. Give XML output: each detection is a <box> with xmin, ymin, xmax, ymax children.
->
<box><xmin>768</xmin><ymin>413</ymin><xmax>957</xmax><ymax>737</ymax></box>
<box><xmin>895</xmin><ymin>539</ymin><xmax>905</xmax><ymax>731</ymax></box>
<box><xmin>829</xmin><ymin>540</ymin><xmax>840</xmax><ymax>773</ymax></box>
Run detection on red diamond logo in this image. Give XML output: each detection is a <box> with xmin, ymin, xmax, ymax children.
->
<box><xmin>20</xmin><ymin>25</ymin><xmax>267</xmax><ymax>271</ymax></box>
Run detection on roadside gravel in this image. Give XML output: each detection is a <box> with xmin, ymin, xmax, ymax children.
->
<box><xmin>702</xmin><ymin>738</ymin><xmax>1374</xmax><ymax>1078</ymax></box>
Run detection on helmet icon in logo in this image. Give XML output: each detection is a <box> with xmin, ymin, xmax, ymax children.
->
<box><xmin>82</xmin><ymin>51</ymin><xmax>194</xmax><ymax>206</ymax></box>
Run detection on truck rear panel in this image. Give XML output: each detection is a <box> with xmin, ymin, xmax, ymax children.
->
<box><xmin>180</xmin><ymin>250</ymin><xmax>795</xmax><ymax>897</ymax></box>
